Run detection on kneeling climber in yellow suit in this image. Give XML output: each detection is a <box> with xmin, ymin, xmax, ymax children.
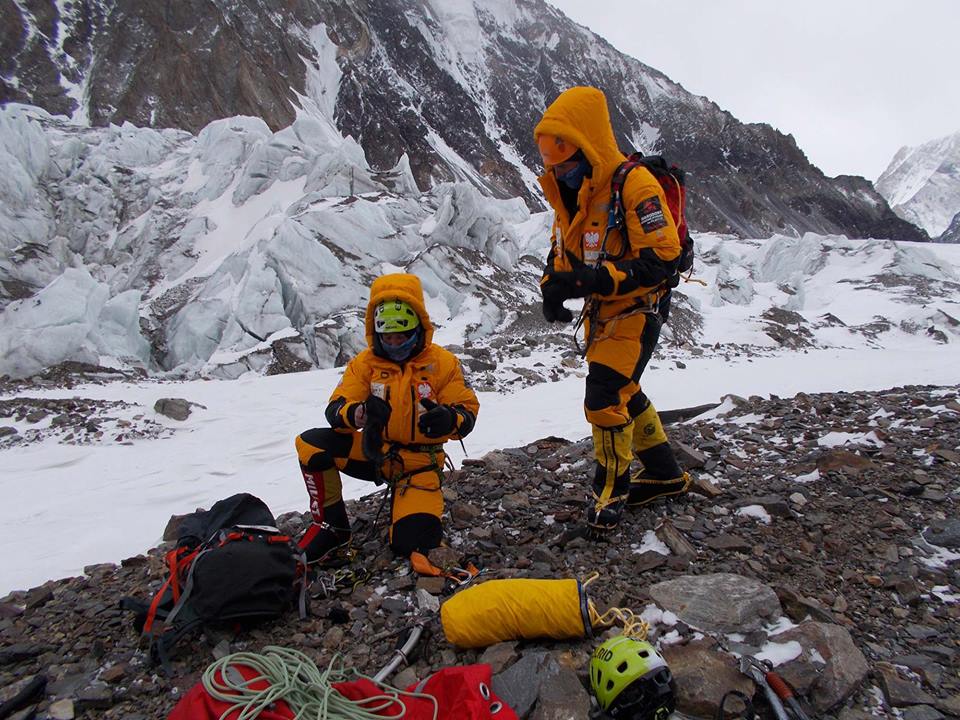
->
<box><xmin>534</xmin><ymin>86</ymin><xmax>690</xmax><ymax>535</ymax></box>
<box><xmin>295</xmin><ymin>273</ymin><xmax>480</xmax><ymax>561</ymax></box>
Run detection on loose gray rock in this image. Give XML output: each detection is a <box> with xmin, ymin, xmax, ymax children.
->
<box><xmin>900</xmin><ymin>706</ymin><xmax>945</xmax><ymax>720</ymax></box>
<box><xmin>655</xmin><ymin>518</ymin><xmax>696</xmax><ymax>559</ymax></box>
<box><xmin>479</xmin><ymin>641</ymin><xmax>519</xmax><ymax>675</ymax></box>
<box><xmin>48</xmin><ymin>699</ymin><xmax>75</xmax><ymax>720</ymax></box>
<box><xmin>529</xmin><ymin>657</ymin><xmax>591</xmax><ymax>720</ymax></box>
<box><xmin>153</xmin><ymin>398</ymin><xmax>197</xmax><ymax>421</ymax></box>
<box><xmin>492</xmin><ymin>652</ymin><xmax>551</xmax><ymax>719</ymax></box>
<box><xmin>736</xmin><ymin>494</ymin><xmax>792</xmax><ymax>517</ymax></box>
<box><xmin>2</xmin><ymin>384</ymin><xmax>958</xmax><ymax>720</ymax></box>
<box><xmin>647</xmin><ymin>573</ymin><xmax>782</xmax><ymax>633</ymax></box>
<box><xmin>922</xmin><ymin>518</ymin><xmax>960</xmax><ymax>549</ymax></box>
<box><xmin>415</xmin><ymin>588</ymin><xmax>439</xmax><ymax>613</ymax></box>
<box><xmin>875</xmin><ymin>662</ymin><xmax>938</xmax><ymax>708</ymax></box>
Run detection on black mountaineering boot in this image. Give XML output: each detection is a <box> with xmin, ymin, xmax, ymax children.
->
<box><xmin>627</xmin><ymin>471</ymin><xmax>691</xmax><ymax>506</ymax></box>
<box><xmin>586</xmin><ymin>468</ymin><xmax>630</xmax><ymax>536</ymax></box>
<box><xmin>628</xmin><ymin>442</ymin><xmax>690</xmax><ymax>506</ymax></box>
<box><xmin>298</xmin><ymin>500</ymin><xmax>352</xmax><ymax>565</ymax></box>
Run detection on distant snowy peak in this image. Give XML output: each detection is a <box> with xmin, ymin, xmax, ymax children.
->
<box><xmin>876</xmin><ymin>131</ymin><xmax>960</xmax><ymax>240</ymax></box>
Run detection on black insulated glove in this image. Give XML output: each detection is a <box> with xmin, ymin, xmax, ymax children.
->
<box><xmin>360</xmin><ymin>395</ymin><xmax>390</xmax><ymax>465</ymax></box>
<box><xmin>541</xmin><ymin>252</ymin><xmax>613</xmax><ymax>303</ymax></box>
<box><xmin>560</xmin><ymin>251</ymin><xmax>613</xmax><ymax>298</ymax></box>
<box><xmin>417</xmin><ymin>398</ymin><xmax>458</xmax><ymax>438</ymax></box>
<box><xmin>363</xmin><ymin>395</ymin><xmax>391</xmax><ymax>427</ymax></box>
<box><xmin>542</xmin><ymin>300</ymin><xmax>573</xmax><ymax>323</ymax></box>
<box><xmin>361</xmin><ymin>424</ymin><xmax>383</xmax><ymax>462</ymax></box>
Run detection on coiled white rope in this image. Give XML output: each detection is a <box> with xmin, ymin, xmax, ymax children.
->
<box><xmin>201</xmin><ymin>646</ymin><xmax>438</xmax><ymax>720</ymax></box>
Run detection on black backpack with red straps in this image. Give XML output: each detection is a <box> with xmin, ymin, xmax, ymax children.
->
<box><xmin>609</xmin><ymin>153</ymin><xmax>695</xmax><ymax>287</ymax></box>
<box><xmin>121</xmin><ymin>493</ymin><xmax>308</xmax><ymax>667</ymax></box>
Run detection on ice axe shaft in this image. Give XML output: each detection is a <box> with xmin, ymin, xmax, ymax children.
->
<box><xmin>739</xmin><ymin>658</ymin><xmax>790</xmax><ymax>720</ymax></box>
<box><xmin>765</xmin><ymin>671</ymin><xmax>812</xmax><ymax>720</ymax></box>
<box><xmin>373</xmin><ymin>622</ymin><xmax>425</xmax><ymax>684</ymax></box>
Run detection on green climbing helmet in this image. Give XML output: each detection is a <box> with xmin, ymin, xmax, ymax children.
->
<box><xmin>589</xmin><ymin>636</ymin><xmax>676</xmax><ymax>720</ymax></box>
<box><xmin>374</xmin><ymin>299</ymin><xmax>420</xmax><ymax>334</ymax></box>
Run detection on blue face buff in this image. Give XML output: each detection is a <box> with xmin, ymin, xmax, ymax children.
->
<box><xmin>557</xmin><ymin>156</ymin><xmax>591</xmax><ymax>189</ymax></box>
<box><xmin>382</xmin><ymin>330</ymin><xmax>419</xmax><ymax>361</ymax></box>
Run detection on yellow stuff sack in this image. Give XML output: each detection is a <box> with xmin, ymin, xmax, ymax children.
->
<box><xmin>440</xmin><ymin>578</ymin><xmax>591</xmax><ymax>648</ymax></box>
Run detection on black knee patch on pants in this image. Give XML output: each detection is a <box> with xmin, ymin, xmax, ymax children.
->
<box><xmin>390</xmin><ymin>513</ymin><xmax>442</xmax><ymax>556</ymax></box>
<box><xmin>585</xmin><ymin>362</ymin><xmax>630</xmax><ymax>412</ymax></box>
<box><xmin>298</xmin><ymin>428</ymin><xmax>353</xmax><ymax>471</ymax></box>
<box><xmin>632</xmin><ymin>315</ymin><xmax>662</xmax><ymax>382</ymax></box>
<box><xmin>627</xmin><ymin>390</ymin><xmax>651</xmax><ymax>419</ymax></box>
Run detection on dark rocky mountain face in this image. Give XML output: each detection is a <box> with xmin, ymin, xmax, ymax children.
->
<box><xmin>2</xmin><ymin>0</ymin><xmax>927</xmax><ymax>241</ymax></box>
<box><xmin>940</xmin><ymin>211</ymin><xmax>960</xmax><ymax>243</ymax></box>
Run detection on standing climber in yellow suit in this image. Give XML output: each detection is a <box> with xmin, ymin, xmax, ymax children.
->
<box><xmin>534</xmin><ymin>86</ymin><xmax>689</xmax><ymax>534</ymax></box>
<box><xmin>295</xmin><ymin>273</ymin><xmax>479</xmax><ymax>561</ymax></box>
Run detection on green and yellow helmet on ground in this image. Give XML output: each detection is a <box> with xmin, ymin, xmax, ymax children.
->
<box><xmin>589</xmin><ymin>636</ymin><xmax>676</xmax><ymax>719</ymax></box>
<box><xmin>374</xmin><ymin>299</ymin><xmax>420</xmax><ymax>334</ymax></box>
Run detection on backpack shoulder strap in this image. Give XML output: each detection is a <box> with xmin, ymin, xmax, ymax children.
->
<box><xmin>608</xmin><ymin>154</ymin><xmax>643</xmax><ymax>230</ymax></box>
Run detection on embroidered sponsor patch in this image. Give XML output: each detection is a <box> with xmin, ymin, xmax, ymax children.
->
<box><xmin>636</xmin><ymin>196</ymin><xmax>667</xmax><ymax>232</ymax></box>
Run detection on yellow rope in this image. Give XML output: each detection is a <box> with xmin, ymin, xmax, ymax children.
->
<box><xmin>589</xmin><ymin>606</ymin><xmax>650</xmax><ymax>640</ymax></box>
<box><xmin>581</xmin><ymin>573</ymin><xmax>650</xmax><ymax>640</ymax></box>
<box><xmin>680</xmin><ymin>268</ymin><xmax>707</xmax><ymax>287</ymax></box>
<box><xmin>590</xmin><ymin>492</ymin><xmax>628</xmax><ymax>512</ymax></box>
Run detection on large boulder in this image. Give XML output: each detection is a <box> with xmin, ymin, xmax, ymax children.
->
<box><xmin>647</xmin><ymin>573</ymin><xmax>782</xmax><ymax>633</ymax></box>
<box><xmin>776</xmin><ymin>622</ymin><xmax>869</xmax><ymax>712</ymax></box>
<box><xmin>661</xmin><ymin>640</ymin><xmax>755</xmax><ymax>719</ymax></box>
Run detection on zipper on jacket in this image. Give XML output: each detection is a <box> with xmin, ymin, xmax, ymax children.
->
<box><xmin>410</xmin><ymin>387</ymin><xmax>417</xmax><ymax>442</ymax></box>
<box><xmin>384</xmin><ymin>387</ymin><xmax>391</xmax><ymax>442</ymax></box>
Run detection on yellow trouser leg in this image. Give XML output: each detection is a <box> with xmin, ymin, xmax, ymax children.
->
<box><xmin>592</xmin><ymin>422</ymin><xmax>635</xmax><ymax>502</ymax></box>
<box><xmin>588</xmin><ymin>423</ymin><xmax>633</xmax><ymax>531</ymax></box>
<box><xmin>388</xmin><ymin>452</ymin><xmax>445</xmax><ymax>556</ymax></box>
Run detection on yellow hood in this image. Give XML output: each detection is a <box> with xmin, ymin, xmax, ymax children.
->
<box><xmin>364</xmin><ymin>273</ymin><xmax>434</xmax><ymax>349</ymax></box>
<box><xmin>533</xmin><ymin>86</ymin><xmax>626</xmax><ymax>180</ymax></box>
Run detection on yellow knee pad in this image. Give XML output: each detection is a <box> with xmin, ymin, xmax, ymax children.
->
<box><xmin>632</xmin><ymin>402</ymin><xmax>668</xmax><ymax>452</ymax></box>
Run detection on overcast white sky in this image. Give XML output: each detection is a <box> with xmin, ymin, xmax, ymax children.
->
<box><xmin>546</xmin><ymin>0</ymin><xmax>960</xmax><ymax>180</ymax></box>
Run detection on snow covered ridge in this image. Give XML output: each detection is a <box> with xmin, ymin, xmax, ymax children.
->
<box><xmin>876</xmin><ymin>131</ymin><xmax>960</xmax><ymax>240</ymax></box>
<box><xmin>1</xmin><ymin>105</ymin><xmax>959</xmax><ymax>382</ymax></box>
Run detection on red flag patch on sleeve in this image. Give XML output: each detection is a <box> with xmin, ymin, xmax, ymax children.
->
<box><xmin>636</xmin><ymin>196</ymin><xmax>668</xmax><ymax>232</ymax></box>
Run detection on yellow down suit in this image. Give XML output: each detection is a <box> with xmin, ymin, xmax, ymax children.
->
<box><xmin>296</xmin><ymin>273</ymin><xmax>479</xmax><ymax>557</ymax></box>
<box><xmin>534</xmin><ymin>86</ymin><xmax>689</xmax><ymax>524</ymax></box>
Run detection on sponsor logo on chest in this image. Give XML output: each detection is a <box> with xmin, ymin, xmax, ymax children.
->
<box><xmin>584</xmin><ymin>230</ymin><xmax>601</xmax><ymax>264</ymax></box>
<box><xmin>417</xmin><ymin>381</ymin><xmax>434</xmax><ymax>399</ymax></box>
